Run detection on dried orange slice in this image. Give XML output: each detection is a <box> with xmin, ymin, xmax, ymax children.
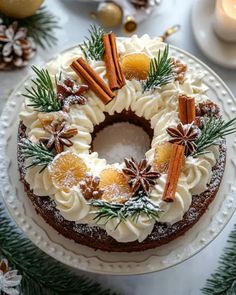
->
<box><xmin>49</xmin><ymin>152</ymin><xmax>87</xmax><ymax>192</ymax></box>
<box><xmin>99</xmin><ymin>168</ymin><xmax>132</xmax><ymax>203</ymax></box>
<box><xmin>153</xmin><ymin>142</ymin><xmax>173</xmax><ymax>174</ymax></box>
<box><xmin>121</xmin><ymin>53</ymin><xmax>150</xmax><ymax>81</ymax></box>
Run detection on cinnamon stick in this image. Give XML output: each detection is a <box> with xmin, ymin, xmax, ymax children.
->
<box><xmin>103</xmin><ymin>33</ymin><xmax>126</xmax><ymax>91</ymax></box>
<box><xmin>162</xmin><ymin>144</ymin><xmax>185</xmax><ymax>203</ymax></box>
<box><xmin>178</xmin><ymin>95</ymin><xmax>196</xmax><ymax>124</ymax></box>
<box><xmin>71</xmin><ymin>58</ymin><xmax>114</xmax><ymax>105</ymax></box>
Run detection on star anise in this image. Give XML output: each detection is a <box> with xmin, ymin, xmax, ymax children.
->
<box><xmin>123</xmin><ymin>158</ymin><xmax>160</xmax><ymax>194</ymax></box>
<box><xmin>167</xmin><ymin>122</ymin><xmax>200</xmax><ymax>156</ymax></box>
<box><xmin>57</xmin><ymin>78</ymin><xmax>88</xmax><ymax>112</ymax></box>
<box><xmin>79</xmin><ymin>173</ymin><xmax>104</xmax><ymax>200</ymax></box>
<box><xmin>41</xmin><ymin>122</ymin><xmax>78</xmax><ymax>154</ymax></box>
<box><xmin>196</xmin><ymin>100</ymin><xmax>220</xmax><ymax>118</ymax></box>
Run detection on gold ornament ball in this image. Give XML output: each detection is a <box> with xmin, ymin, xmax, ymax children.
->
<box><xmin>97</xmin><ymin>2</ymin><xmax>123</xmax><ymax>28</ymax></box>
<box><xmin>0</xmin><ymin>0</ymin><xmax>44</xmax><ymax>18</ymax></box>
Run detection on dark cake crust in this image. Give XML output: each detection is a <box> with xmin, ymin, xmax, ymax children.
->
<box><xmin>18</xmin><ymin>122</ymin><xmax>226</xmax><ymax>252</ymax></box>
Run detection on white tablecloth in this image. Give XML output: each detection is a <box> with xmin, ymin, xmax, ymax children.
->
<box><xmin>0</xmin><ymin>0</ymin><xmax>235</xmax><ymax>294</ymax></box>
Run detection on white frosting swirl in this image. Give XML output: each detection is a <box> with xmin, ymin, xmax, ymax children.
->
<box><xmin>151</xmin><ymin>174</ymin><xmax>192</xmax><ymax>224</ymax></box>
<box><xmin>183</xmin><ymin>146</ymin><xmax>219</xmax><ymax>195</ymax></box>
<box><xmin>106</xmin><ymin>80</ymin><xmax>140</xmax><ymax>115</ymax></box>
<box><xmin>25</xmin><ymin>166</ymin><xmax>56</xmax><ymax>197</ymax></box>
<box><xmin>20</xmin><ymin>103</ymin><xmax>38</xmax><ymax>129</ymax></box>
<box><xmin>54</xmin><ymin>186</ymin><xmax>89</xmax><ymax>221</ymax></box>
<box><xmin>104</xmin><ymin>215</ymin><xmax>155</xmax><ymax>243</ymax></box>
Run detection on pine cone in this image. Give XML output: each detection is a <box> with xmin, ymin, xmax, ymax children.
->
<box><xmin>0</xmin><ymin>21</ymin><xmax>36</xmax><ymax>70</ymax></box>
<box><xmin>79</xmin><ymin>173</ymin><xmax>104</xmax><ymax>200</ymax></box>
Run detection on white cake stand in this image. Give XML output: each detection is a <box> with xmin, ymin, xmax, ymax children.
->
<box><xmin>192</xmin><ymin>0</ymin><xmax>236</xmax><ymax>69</ymax></box>
<box><xmin>0</xmin><ymin>43</ymin><xmax>236</xmax><ymax>275</ymax></box>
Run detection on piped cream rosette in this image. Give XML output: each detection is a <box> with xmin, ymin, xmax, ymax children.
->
<box><xmin>20</xmin><ymin>35</ymin><xmax>219</xmax><ymax>243</ymax></box>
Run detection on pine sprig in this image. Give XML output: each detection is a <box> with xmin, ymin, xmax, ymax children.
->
<box><xmin>0</xmin><ymin>6</ymin><xmax>59</xmax><ymax>49</ymax></box>
<box><xmin>19</xmin><ymin>6</ymin><xmax>59</xmax><ymax>49</ymax></box>
<box><xmin>192</xmin><ymin>116</ymin><xmax>236</xmax><ymax>157</ymax></box>
<box><xmin>90</xmin><ymin>192</ymin><xmax>162</xmax><ymax>226</ymax></box>
<box><xmin>79</xmin><ymin>25</ymin><xmax>105</xmax><ymax>61</ymax></box>
<box><xmin>202</xmin><ymin>224</ymin><xmax>236</xmax><ymax>295</ymax></box>
<box><xmin>0</xmin><ymin>202</ymin><xmax>117</xmax><ymax>295</ymax></box>
<box><xmin>142</xmin><ymin>45</ymin><xmax>175</xmax><ymax>92</ymax></box>
<box><xmin>24</xmin><ymin>66</ymin><xmax>61</xmax><ymax>112</ymax></box>
<box><xmin>19</xmin><ymin>138</ymin><xmax>54</xmax><ymax>172</ymax></box>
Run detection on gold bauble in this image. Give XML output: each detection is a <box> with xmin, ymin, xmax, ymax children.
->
<box><xmin>123</xmin><ymin>16</ymin><xmax>137</xmax><ymax>34</ymax></box>
<box><xmin>0</xmin><ymin>0</ymin><xmax>44</xmax><ymax>18</ymax></box>
<box><xmin>97</xmin><ymin>2</ymin><xmax>123</xmax><ymax>28</ymax></box>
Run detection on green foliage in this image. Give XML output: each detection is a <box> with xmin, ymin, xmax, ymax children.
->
<box><xmin>0</xmin><ymin>6</ymin><xmax>59</xmax><ymax>49</ymax></box>
<box><xmin>193</xmin><ymin>116</ymin><xmax>236</xmax><ymax>157</ymax></box>
<box><xmin>79</xmin><ymin>25</ymin><xmax>105</xmax><ymax>61</ymax></box>
<box><xmin>202</xmin><ymin>224</ymin><xmax>236</xmax><ymax>295</ymax></box>
<box><xmin>0</xmin><ymin>202</ymin><xmax>117</xmax><ymax>295</ymax></box>
<box><xmin>142</xmin><ymin>45</ymin><xmax>175</xmax><ymax>92</ymax></box>
<box><xmin>19</xmin><ymin>138</ymin><xmax>54</xmax><ymax>172</ymax></box>
<box><xmin>19</xmin><ymin>6</ymin><xmax>59</xmax><ymax>49</ymax></box>
<box><xmin>24</xmin><ymin>66</ymin><xmax>61</xmax><ymax>113</ymax></box>
<box><xmin>90</xmin><ymin>191</ymin><xmax>162</xmax><ymax>227</ymax></box>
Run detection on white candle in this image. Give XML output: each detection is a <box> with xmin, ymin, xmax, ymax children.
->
<box><xmin>214</xmin><ymin>0</ymin><xmax>236</xmax><ymax>42</ymax></box>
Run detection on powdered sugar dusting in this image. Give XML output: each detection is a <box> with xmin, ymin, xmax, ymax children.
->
<box><xmin>93</xmin><ymin>122</ymin><xmax>151</xmax><ymax>164</ymax></box>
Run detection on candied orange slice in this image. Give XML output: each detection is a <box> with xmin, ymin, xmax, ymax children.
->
<box><xmin>49</xmin><ymin>152</ymin><xmax>87</xmax><ymax>192</ymax></box>
<box><xmin>153</xmin><ymin>142</ymin><xmax>173</xmax><ymax>174</ymax></box>
<box><xmin>121</xmin><ymin>53</ymin><xmax>150</xmax><ymax>81</ymax></box>
<box><xmin>38</xmin><ymin>112</ymin><xmax>68</xmax><ymax>127</ymax></box>
<box><xmin>99</xmin><ymin>168</ymin><xmax>132</xmax><ymax>203</ymax></box>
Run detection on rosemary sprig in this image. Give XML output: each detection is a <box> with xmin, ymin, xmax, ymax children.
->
<box><xmin>24</xmin><ymin>66</ymin><xmax>61</xmax><ymax>112</ymax></box>
<box><xmin>142</xmin><ymin>45</ymin><xmax>175</xmax><ymax>92</ymax></box>
<box><xmin>19</xmin><ymin>139</ymin><xmax>54</xmax><ymax>172</ymax></box>
<box><xmin>79</xmin><ymin>25</ymin><xmax>105</xmax><ymax>61</ymax></box>
<box><xmin>90</xmin><ymin>192</ymin><xmax>162</xmax><ymax>227</ymax></box>
<box><xmin>192</xmin><ymin>116</ymin><xmax>236</xmax><ymax>157</ymax></box>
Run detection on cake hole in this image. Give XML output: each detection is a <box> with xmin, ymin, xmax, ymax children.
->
<box><xmin>93</xmin><ymin>122</ymin><xmax>151</xmax><ymax>164</ymax></box>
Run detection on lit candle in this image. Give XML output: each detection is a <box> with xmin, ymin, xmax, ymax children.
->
<box><xmin>214</xmin><ymin>0</ymin><xmax>236</xmax><ymax>42</ymax></box>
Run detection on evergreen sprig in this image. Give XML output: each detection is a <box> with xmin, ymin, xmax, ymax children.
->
<box><xmin>79</xmin><ymin>25</ymin><xmax>105</xmax><ymax>61</ymax></box>
<box><xmin>19</xmin><ymin>138</ymin><xmax>54</xmax><ymax>172</ymax></box>
<box><xmin>202</xmin><ymin>223</ymin><xmax>236</xmax><ymax>295</ymax></box>
<box><xmin>142</xmin><ymin>45</ymin><xmax>175</xmax><ymax>92</ymax></box>
<box><xmin>24</xmin><ymin>66</ymin><xmax>61</xmax><ymax>113</ymax></box>
<box><xmin>0</xmin><ymin>6</ymin><xmax>59</xmax><ymax>49</ymax></box>
<box><xmin>0</xmin><ymin>202</ymin><xmax>117</xmax><ymax>295</ymax></box>
<box><xmin>192</xmin><ymin>116</ymin><xmax>236</xmax><ymax>157</ymax></box>
<box><xmin>18</xmin><ymin>6</ymin><xmax>59</xmax><ymax>49</ymax></box>
<box><xmin>90</xmin><ymin>192</ymin><xmax>162</xmax><ymax>226</ymax></box>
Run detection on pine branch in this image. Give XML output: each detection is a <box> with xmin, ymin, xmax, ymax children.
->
<box><xmin>90</xmin><ymin>192</ymin><xmax>162</xmax><ymax>226</ymax></box>
<box><xmin>202</xmin><ymin>224</ymin><xmax>236</xmax><ymax>295</ymax></box>
<box><xmin>19</xmin><ymin>138</ymin><xmax>54</xmax><ymax>172</ymax></box>
<box><xmin>142</xmin><ymin>45</ymin><xmax>175</xmax><ymax>92</ymax></box>
<box><xmin>24</xmin><ymin>66</ymin><xmax>61</xmax><ymax>113</ymax></box>
<box><xmin>192</xmin><ymin>116</ymin><xmax>236</xmax><ymax>157</ymax></box>
<box><xmin>19</xmin><ymin>6</ymin><xmax>59</xmax><ymax>49</ymax></box>
<box><xmin>79</xmin><ymin>25</ymin><xmax>105</xmax><ymax>61</ymax></box>
<box><xmin>0</xmin><ymin>202</ymin><xmax>117</xmax><ymax>295</ymax></box>
<box><xmin>0</xmin><ymin>6</ymin><xmax>59</xmax><ymax>49</ymax></box>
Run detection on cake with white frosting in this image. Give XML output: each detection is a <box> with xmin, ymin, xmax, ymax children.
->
<box><xmin>18</xmin><ymin>27</ymin><xmax>234</xmax><ymax>252</ymax></box>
